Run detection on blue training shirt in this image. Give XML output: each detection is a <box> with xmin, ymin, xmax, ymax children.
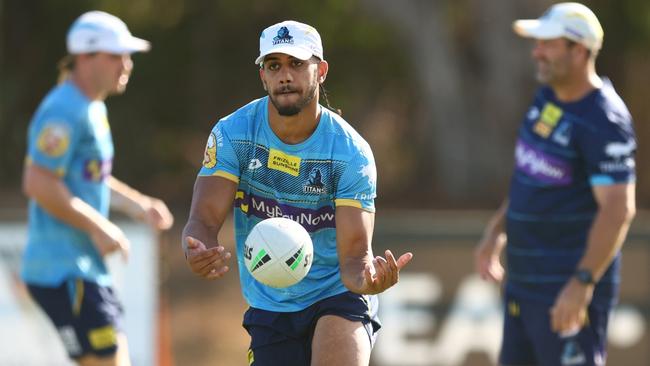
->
<box><xmin>199</xmin><ymin>97</ymin><xmax>377</xmax><ymax>312</ymax></box>
<box><xmin>506</xmin><ymin>78</ymin><xmax>636</xmax><ymax>308</ymax></box>
<box><xmin>21</xmin><ymin>80</ymin><xmax>114</xmax><ymax>287</ymax></box>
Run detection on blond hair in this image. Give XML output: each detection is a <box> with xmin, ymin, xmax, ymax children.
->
<box><xmin>56</xmin><ymin>55</ymin><xmax>75</xmax><ymax>84</ymax></box>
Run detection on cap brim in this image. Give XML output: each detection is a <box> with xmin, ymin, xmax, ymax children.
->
<box><xmin>119</xmin><ymin>36</ymin><xmax>151</xmax><ymax>53</ymax></box>
<box><xmin>97</xmin><ymin>36</ymin><xmax>151</xmax><ymax>54</ymax></box>
<box><xmin>513</xmin><ymin>19</ymin><xmax>565</xmax><ymax>40</ymax></box>
<box><xmin>254</xmin><ymin>46</ymin><xmax>312</xmax><ymax>65</ymax></box>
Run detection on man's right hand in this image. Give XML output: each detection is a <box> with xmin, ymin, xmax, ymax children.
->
<box><xmin>184</xmin><ymin>236</ymin><xmax>231</xmax><ymax>280</ymax></box>
<box><xmin>90</xmin><ymin>220</ymin><xmax>130</xmax><ymax>260</ymax></box>
<box><xmin>474</xmin><ymin>233</ymin><xmax>506</xmax><ymax>282</ymax></box>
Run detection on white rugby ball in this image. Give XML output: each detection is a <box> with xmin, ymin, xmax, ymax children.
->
<box><xmin>244</xmin><ymin>217</ymin><xmax>313</xmax><ymax>288</ymax></box>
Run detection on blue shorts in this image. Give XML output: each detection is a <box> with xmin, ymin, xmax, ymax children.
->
<box><xmin>243</xmin><ymin>291</ymin><xmax>381</xmax><ymax>366</ymax></box>
<box><xmin>500</xmin><ymin>292</ymin><xmax>609</xmax><ymax>366</ymax></box>
<box><xmin>27</xmin><ymin>278</ymin><xmax>124</xmax><ymax>359</ymax></box>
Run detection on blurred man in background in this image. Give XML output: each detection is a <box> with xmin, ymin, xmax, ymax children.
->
<box><xmin>182</xmin><ymin>20</ymin><xmax>412</xmax><ymax>366</ymax></box>
<box><xmin>475</xmin><ymin>3</ymin><xmax>636</xmax><ymax>366</ymax></box>
<box><xmin>21</xmin><ymin>11</ymin><xmax>173</xmax><ymax>366</ymax></box>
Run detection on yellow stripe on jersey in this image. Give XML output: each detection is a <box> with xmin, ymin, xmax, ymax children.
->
<box><xmin>335</xmin><ymin>199</ymin><xmax>362</xmax><ymax>208</ymax></box>
<box><xmin>25</xmin><ymin>156</ymin><xmax>66</xmax><ymax>176</ymax></box>
<box><xmin>73</xmin><ymin>278</ymin><xmax>84</xmax><ymax>316</ymax></box>
<box><xmin>214</xmin><ymin>170</ymin><xmax>239</xmax><ymax>183</ymax></box>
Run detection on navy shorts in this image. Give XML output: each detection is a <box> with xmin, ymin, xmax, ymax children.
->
<box><xmin>27</xmin><ymin>278</ymin><xmax>124</xmax><ymax>359</ymax></box>
<box><xmin>243</xmin><ymin>291</ymin><xmax>381</xmax><ymax>366</ymax></box>
<box><xmin>500</xmin><ymin>292</ymin><xmax>609</xmax><ymax>366</ymax></box>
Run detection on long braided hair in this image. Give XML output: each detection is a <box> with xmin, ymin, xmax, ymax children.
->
<box><xmin>319</xmin><ymin>84</ymin><xmax>341</xmax><ymax>116</ymax></box>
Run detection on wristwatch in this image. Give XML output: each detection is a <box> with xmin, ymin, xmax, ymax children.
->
<box><xmin>574</xmin><ymin>269</ymin><xmax>595</xmax><ymax>285</ymax></box>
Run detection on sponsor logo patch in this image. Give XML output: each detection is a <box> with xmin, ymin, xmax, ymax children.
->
<box><xmin>203</xmin><ymin>132</ymin><xmax>217</xmax><ymax>169</ymax></box>
<box><xmin>533</xmin><ymin>103</ymin><xmax>563</xmax><ymax>138</ymax></box>
<box><xmin>358</xmin><ymin>163</ymin><xmax>377</xmax><ymax>188</ymax></box>
<box><xmin>248</xmin><ymin>158</ymin><xmax>263</xmax><ymax>170</ymax></box>
<box><xmin>83</xmin><ymin>159</ymin><xmax>113</xmax><ymax>181</ymax></box>
<box><xmin>526</xmin><ymin>106</ymin><xmax>540</xmax><ymax>121</ymax></box>
<box><xmin>268</xmin><ymin>148</ymin><xmax>301</xmax><ymax>176</ymax></box>
<box><xmin>88</xmin><ymin>325</ymin><xmax>117</xmax><ymax>350</ymax></box>
<box><xmin>551</xmin><ymin>122</ymin><xmax>572</xmax><ymax>146</ymax></box>
<box><xmin>235</xmin><ymin>191</ymin><xmax>335</xmax><ymax>231</ymax></box>
<box><xmin>515</xmin><ymin>139</ymin><xmax>572</xmax><ymax>185</ymax></box>
<box><xmin>37</xmin><ymin>122</ymin><xmax>70</xmax><ymax>157</ymax></box>
<box><xmin>605</xmin><ymin>140</ymin><xmax>635</xmax><ymax>159</ymax></box>
<box><xmin>600</xmin><ymin>140</ymin><xmax>636</xmax><ymax>173</ymax></box>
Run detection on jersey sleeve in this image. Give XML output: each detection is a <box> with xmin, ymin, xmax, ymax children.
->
<box><xmin>198</xmin><ymin>121</ymin><xmax>241</xmax><ymax>183</ymax></box>
<box><xmin>26</xmin><ymin>113</ymin><xmax>80</xmax><ymax>176</ymax></box>
<box><xmin>575</xmin><ymin>112</ymin><xmax>636</xmax><ymax>186</ymax></box>
<box><xmin>335</xmin><ymin>143</ymin><xmax>377</xmax><ymax>212</ymax></box>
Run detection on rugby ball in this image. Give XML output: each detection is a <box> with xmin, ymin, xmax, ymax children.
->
<box><xmin>244</xmin><ymin>217</ymin><xmax>313</xmax><ymax>288</ymax></box>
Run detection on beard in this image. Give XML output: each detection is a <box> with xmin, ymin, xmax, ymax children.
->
<box><xmin>269</xmin><ymin>81</ymin><xmax>318</xmax><ymax>116</ymax></box>
<box><xmin>535</xmin><ymin>56</ymin><xmax>571</xmax><ymax>85</ymax></box>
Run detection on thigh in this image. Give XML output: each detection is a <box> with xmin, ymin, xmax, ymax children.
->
<box><xmin>531</xmin><ymin>305</ymin><xmax>609</xmax><ymax>366</ymax></box>
<box><xmin>310</xmin><ymin>292</ymin><xmax>379</xmax><ymax>366</ymax></box>
<box><xmin>243</xmin><ymin>307</ymin><xmax>310</xmax><ymax>366</ymax></box>
<box><xmin>242</xmin><ymin>292</ymin><xmax>379</xmax><ymax>366</ymax></box>
<box><xmin>311</xmin><ymin>314</ymin><xmax>371</xmax><ymax>366</ymax></box>
<box><xmin>244</xmin><ymin>324</ymin><xmax>309</xmax><ymax>366</ymax></box>
<box><xmin>77</xmin><ymin>334</ymin><xmax>130</xmax><ymax>366</ymax></box>
<box><xmin>499</xmin><ymin>297</ymin><xmax>536</xmax><ymax>366</ymax></box>
<box><xmin>28</xmin><ymin>279</ymin><xmax>125</xmax><ymax>360</ymax></box>
<box><xmin>508</xmin><ymin>296</ymin><xmax>609</xmax><ymax>366</ymax></box>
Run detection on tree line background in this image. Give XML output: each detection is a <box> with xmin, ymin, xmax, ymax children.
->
<box><xmin>1</xmin><ymin>0</ymin><xmax>649</xmax><ymax>211</ymax></box>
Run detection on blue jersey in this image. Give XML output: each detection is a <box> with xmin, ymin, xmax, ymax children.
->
<box><xmin>199</xmin><ymin>97</ymin><xmax>377</xmax><ymax>312</ymax></box>
<box><xmin>21</xmin><ymin>80</ymin><xmax>114</xmax><ymax>287</ymax></box>
<box><xmin>506</xmin><ymin>79</ymin><xmax>636</xmax><ymax>307</ymax></box>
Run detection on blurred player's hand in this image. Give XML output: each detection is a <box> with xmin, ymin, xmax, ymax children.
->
<box><xmin>184</xmin><ymin>236</ymin><xmax>231</xmax><ymax>280</ymax></box>
<box><xmin>550</xmin><ymin>278</ymin><xmax>594</xmax><ymax>334</ymax></box>
<box><xmin>474</xmin><ymin>232</ymin><xmax>506</xmax><ymax>282</ymax></box>
<box><xmin>142</xmin><ymin>196</ymin><xmax>174</xmax><ymax>230</ymax></box>
<box><xmin>362</xmin><ymin>249</ymin><xmax>413</xmax><ymax>294</ymax></box>
<box><xmin>91</xmin><ymin>220</ymin><xmax>130</xmax><ymax>261</ymax></box>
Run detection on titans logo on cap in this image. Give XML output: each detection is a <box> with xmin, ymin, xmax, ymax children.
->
<box><xmin>273</xmin><ymin>26</ymin><xmax>294</xmax><ymax>45</ymax></box>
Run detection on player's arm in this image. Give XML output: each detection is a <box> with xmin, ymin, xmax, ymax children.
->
<box><xmin>181</xmin><ymin>175</ymin><xmax>237</xmax><ymax>280</ymax></box>
<box><xmin>108</xmin><ymin>176</ymin><xmax>174</xmax><ymax>230</ymax></box>
<box><xmin>578</xmin><ymin>183</ymin><xmax>635</xmax><ymax>280</ymax></box>
<box><xmin>474</xmin><ymin>198</ymin><xmax>508</xmax><ymax>282</ymax></box>
<box><xmin>336</xmin><ymin>206</ymin><xmax>412</xmax><ymax>295</ymax></box>
<box><xmin>551</xmin><ymin>183</ymin><xmax>635</xmax><ymax>333</ymax></box>
<box><xmin>22</xmin><ymin>162</ymin><xmax>129</xmax><ymax>258</ymax></box>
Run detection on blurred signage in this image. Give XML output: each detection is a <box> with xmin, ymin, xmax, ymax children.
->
<box><xmin>371</xmin><ymin>211</ymin><xmax>649</xmax><ymax>366</ymax></box>
<box><xmin>0</xmin><ymin>222</ymin><xmax>158</xmax><ymax>366</ymax></box>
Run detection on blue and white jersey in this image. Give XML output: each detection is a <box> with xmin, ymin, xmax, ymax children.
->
<box><xmin>199</xmin><ymin>97</ymin><xmax>377</xmax><ymax>312</ymax></box>
<box><xmin>22</xmin><ymin>80</ymin><xmax>114</xmax><ymax>287</ymax></box>
<box><xmin>506</xmin><ymin>78</ymin><xmax>636</xmax><ymax>308</ymax></box>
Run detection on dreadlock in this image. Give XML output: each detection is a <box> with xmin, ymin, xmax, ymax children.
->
<box><xmin>319</xmin><ymin>84</ymin><xmax>342</xmax><ymax>116</ymax></box>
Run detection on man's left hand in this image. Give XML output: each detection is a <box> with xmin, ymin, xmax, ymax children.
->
<box><xmin>550</xmin><ymin>278</ymin><xmax>594</xmax><ymax>334</ymax></box>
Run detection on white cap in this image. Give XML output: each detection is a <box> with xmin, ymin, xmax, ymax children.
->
<box><xmin>67</xmin><ymin>11</ymin><xmax>151</xmax><ymax>55</ymax></box>
<box><xmin>513</xmin><ymin>2</ymin><xmax>603</xmax><ymax>52</ymax></box>
<box><xmin>255</xmin><ymin>20</ymin><xmax>323</xmax><ymax>65</ymax></box>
